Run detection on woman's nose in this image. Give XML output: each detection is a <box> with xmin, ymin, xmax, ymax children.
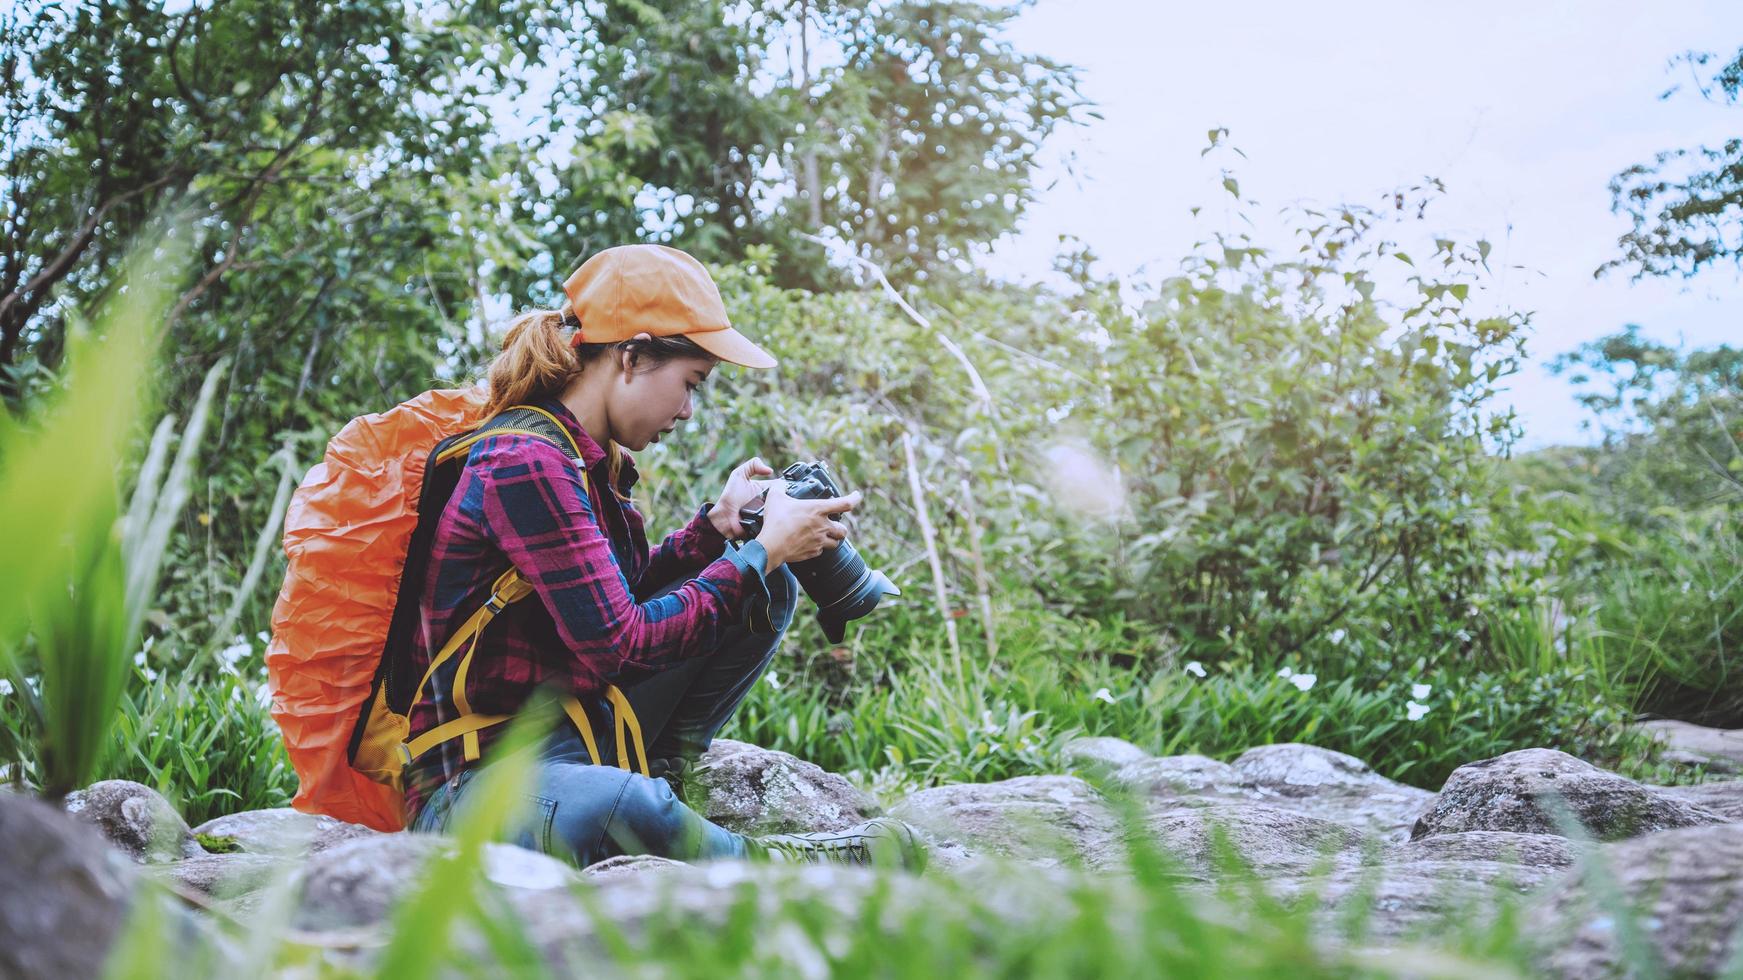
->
<box><xmin>677</xmin><ymin>394</ymin><xmax>694</xmax><ymax>421</ymax></box>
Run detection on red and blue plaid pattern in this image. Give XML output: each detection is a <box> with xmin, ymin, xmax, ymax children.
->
<box><xmin>403</xmin><ymin>399</ymin><xmax>765</xmax><ymax>818</ymax></box>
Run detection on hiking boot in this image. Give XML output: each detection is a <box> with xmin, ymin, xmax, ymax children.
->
<box><xmin>753</xmin><ymin>818</ymin><xmax>928</xmax><ymax>872</ymax></box>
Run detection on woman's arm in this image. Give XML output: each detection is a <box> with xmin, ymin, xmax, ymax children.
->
<box><xmin>470</xmin><ymin>435</ymin><xmax>773</xmax><ymax>686</ymax></box>
<box><xmin>637</xmin><ymin>503</ymin><xmax>730</xmax><ymax>591</ymax></box>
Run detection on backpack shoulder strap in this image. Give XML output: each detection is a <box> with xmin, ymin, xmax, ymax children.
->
<box><xmin>433</xmin><ymin>403</ymin><xmax>585</xmax><ymax>468</ymax></box>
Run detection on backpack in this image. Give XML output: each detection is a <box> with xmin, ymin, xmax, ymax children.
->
<box><xmin>266</xmin><ymin>388</ymin><xmax>649</xmax><ymax>832</ymax></box>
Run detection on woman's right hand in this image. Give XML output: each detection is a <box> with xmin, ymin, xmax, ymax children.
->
<box><xmin>756</xmin><ymin>486</ymin><xmax>861</xmax><ymax>569</ymax></box>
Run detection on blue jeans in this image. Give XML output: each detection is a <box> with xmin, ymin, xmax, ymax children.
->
<box><xmin>409</xmin><ymin>564</ymin><xmax>798</xmax><ymax>867</ymax></box>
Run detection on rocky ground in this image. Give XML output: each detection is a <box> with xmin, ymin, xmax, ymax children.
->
<box><xmin>4</xmin><ymin>722</ymin><xmax>1741</xmax><ymax>977</ymax></box>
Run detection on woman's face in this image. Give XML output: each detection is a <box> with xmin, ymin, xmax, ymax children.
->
<box><xmin>611</xmin><ymin>353</ymin><xmax>716</xmax><ymax>451</ymax></box>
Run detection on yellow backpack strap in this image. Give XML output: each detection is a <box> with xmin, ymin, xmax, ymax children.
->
<box><xmin>410</xmin><ymin>567</ymin><xmax>531</xmax><ymax>701</ymax></box>
<box><xmin>605</xmin><ymin>685</ymin><xmax>650</xmax><ymax>776</ymax></box>
<box><xmin>405</xmin><ymin>712</ymin><xmax>511</xmax><ymax>762</ymax></box>
<box><xmin>402</xmin><ymin>567</ymin><xmax>533</xmax><ymax>764</ymax></box>
<box><xmin>560</xmin><ymin>697</ymin><xmax>606</xmax><ymax>767</ymax></box>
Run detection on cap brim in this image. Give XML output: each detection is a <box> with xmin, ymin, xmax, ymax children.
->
<box><xmin>689</xmin><ymin>326</ymin><xmax>778</xmax><ymax>369</ymax></box>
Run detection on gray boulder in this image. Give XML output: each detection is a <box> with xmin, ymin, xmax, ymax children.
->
<box><xmin>580</xmin><ymin>854</ymin><xmax>688</xmax><ymax>881</ymax></box>
<box><xmin>697</xmin><ymin>738</ymin><xmax>880</xmax><ymax>836</ymax></box>
<box><xmin>515</xmin><ymin>857</ymin><xmax>1052</xmax><ymax>962</ymax></box>
<box><xmin>1114</xmin><ymin>744</ymin><xmax>1434</xmax><ymax>842</ymax></box>
<box><xmin>1140</xmin><ymin>803</ymin><xmax>1367</xmax><ymax>876</ymax></box>
<box><xmin>192</xmin><ymin>807</ymin><xmax>378</xmax><ymax>856</ymax></box>
<box><xmin>156</xmin><ymin>852</ymin><xmax>288</xmax><ymax>913</ymax></box>
<box><xmin>1631</xmin><ymin>719</ymin><xmax>1743</xmax><ymax>774</ymax></box>
<box><xmin>1113</xmin><ymin>754</ymin><xmax>1238</xmax><ymax>796</ymax></box>
<box><xmin>0</xmin><ymin>792</ymin><xmax>141</xmax><ymax>979</ymax></box>
<box><xmin>1530</xmin><ymin>822</ymin><xmax>1743</xmax><ymax>978</ymax></box>
<box><xmin>1264</xmin><ymin>857</ymin><xmax>1566</xmax><ymax>941</ymax></box>
<box><xmin>292</xmin><ymin>833</ymin><xmax>580</xmax><ymax>932</ymax></box>
<box><xmin>1387</xmin><ymin>830</ymin><xmax>1576</xmax><ymax>871</ymax></box>
<box><xmin>1411</xmin><ymin>749</ymin><xmax>1727</xmax><ymax>842</ymax></box>
<box><xmin>890</xmin><ymin>775</ymin><xmax>1123</xmax><ymax>868</ymax></box>
<box><xmin>1061</xmin><ymin>736</ymin><xmax>1151</xmax><ymax>771</ymax></box>
<box><xmin>1653</xmin><ymin>780</ymin><xmax>1743</xmax><ymax>822</ymax></box>
<box><xmin>65</xmin><ymin>779</ymin><xmax>202</xmax><ymax>863</ymax></box>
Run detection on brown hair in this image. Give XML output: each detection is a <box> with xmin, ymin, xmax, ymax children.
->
<box><xmin>482</xmin><ymin>307</ymin><xmax>716</xmax><ymax>498</ymax></box>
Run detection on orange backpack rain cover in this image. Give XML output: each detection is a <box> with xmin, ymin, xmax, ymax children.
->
<box><xmin>265</xmin><ymin>386</ymin><xmax>489</xmax><ymax>831</ymax></box>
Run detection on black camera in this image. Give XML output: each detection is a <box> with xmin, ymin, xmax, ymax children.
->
<box><xmin>737</xmin><ymin>460</ymin><xmax>900</xmax><ymax>642</ymax></box>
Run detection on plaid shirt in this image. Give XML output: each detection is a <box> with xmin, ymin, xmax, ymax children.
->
<box><xmin>403</xmin><ymin>398</ymin><xmax>772</xmax><ymax>819</ymax></box>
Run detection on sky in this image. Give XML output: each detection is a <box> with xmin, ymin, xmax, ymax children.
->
<box><xmin>982</xmin><ymin>0</ymin><xmax>1742</xmax><ymax>449</ymax></box>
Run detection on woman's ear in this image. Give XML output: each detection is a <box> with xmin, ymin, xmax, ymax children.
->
<box><xmin>618</xmin><ymin>331</ymin><xmax>656</xmax><ymax>378</ymax></box>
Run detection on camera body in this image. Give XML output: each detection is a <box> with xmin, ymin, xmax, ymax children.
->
<box><xmin>737</xmin><ymin>460</ymin><xmax>899</xmax><ymax>642</ymax></box>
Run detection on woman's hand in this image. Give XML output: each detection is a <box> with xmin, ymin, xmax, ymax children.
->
<box><xmin>709</xmin><ymin>457</ymin><xmax>777</xmax><ymax>540</ymax></box>
<box><xmin>757</xmin><ymin>488</ymin><xmax>859</xmax><ymax>569</ymax></box>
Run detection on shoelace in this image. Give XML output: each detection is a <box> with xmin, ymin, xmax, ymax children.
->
<box><xmin>763</xmin><ymin>833</ymin><xmax>871</xmax><ymax>865</ymax></box>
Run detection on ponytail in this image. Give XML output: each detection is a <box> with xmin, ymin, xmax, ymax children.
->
<box><xmin>480</xmin><ymin>306</ymin><xmax>639</xmax><ymax>502</ymax></box>
<box><xmin>482</xmin><ymin>308</ymin><xmax>577</xmax><ymax>420</ymax></box>
<box><xmin>482</xmin><ymin>305</ymin><xmax>717</xmax><ymax>504</ymax></box>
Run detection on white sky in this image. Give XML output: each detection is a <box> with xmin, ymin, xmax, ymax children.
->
<box><xmin>984</xmin><ymin>0</ymin><xmax>1743</xmax><ymax>449</ymax></box>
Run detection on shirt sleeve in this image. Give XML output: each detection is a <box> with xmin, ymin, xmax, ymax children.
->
<box><xmin>469</xmin><ymin>434</ymin><xmax>773</xmax><ymax>685</ymax></box>
<box><xmin>638</xmin><ymin>502</ymin><xmax>731</xmax><ymax>590</ymax></box>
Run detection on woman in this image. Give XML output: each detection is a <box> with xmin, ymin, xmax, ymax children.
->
<box><xmin>403</xmin><ymin>244</ymin><xmax>922</xmax><ymax>870</ymax></box>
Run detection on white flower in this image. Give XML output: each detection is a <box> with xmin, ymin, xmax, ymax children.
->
<box><xmin>255</xmin><ymin>684</ymin><xmax>273</xmax><ymax>710</ymax></box>
<box><xmin>1092</xmin><ymin>687</ymin><xmax>1116</xmax><ymax>705</ymax></box>
<box><xmin>1411</xmin><ymin>683</ymin><xmax>1432</xmax><ymax>700</ymax></box>
<box><xmin>1184</xmin><ymin>661</ymin><xmax>1207</xmax><ymax>678</ymax></box>
<box><xmin>256</xmin><ymin>630</ymin><xmax>271</xmax><ymax>644</ymax></box>
<box><xmin>0</xmin><ymin>679</ymin><xmax>11</xmax><ymax>696</ymax></box>
<box><xmin>764</xmin><ymin>670</ymin><xmax>782</xmax><ymax>690</ymax></box>
<box><xmin>1328</xmin><ymin>628</ymin><xmax>1347</xmax><ymax>645</ymax></box>
<box><xmin>134</xmin><ymin>651</ymin><xmax>147</xmax><ymax>667</ymax></box>
<box><xmin>1277</xmin><ymin>666</ymin><xmax>1294</xmax><ymax>679</ymax></box>
<box><xmin>217</xmin><ymin>640</ymin><xmax>252</xmax><ymax>674</ymax></box>
<box><xmin>1406</xmin><ymin>700</ymin><xmax>1431</xmax><ymax>721</ymax></box>
<box><xmin>1289</xmin><ymin>673</ymin><xmax>1317</xmax><ymax>692</ymax></box>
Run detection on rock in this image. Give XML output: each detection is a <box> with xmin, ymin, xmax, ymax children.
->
<box><xmin>889</xmin><ymin>775</ymin><xmax>1123</xmax><ymax>868</ymax></box>
<box><xmin>1529</xmin><ymin>823</ymin><xmax>1743</xmax><ymax>978</ymax></box>
<box><xmin>292</xmin><ymin>833</ymin><xmax>580</xmax><ymax>932</ymax></box>
<box><xmin>192</xmin><ymin>808</ymin><xmax>378</xmax><ymax>856</ymax></box>
<box><xmin>1140</xmin><ymin>803</ymin><xmax>1367</xmax><ymax>876</ymax></box>
<box><xmin>1410</xmin><ymin>749</ymin><xmax>1727</xmax><ymax>842</ymax></box>
<box><xmin>1387</xmin><ymin>831</ymin><xmax>1576</xmax><ymax>871</ymax></box>
<box><xmin>65</xmin><ymin>779</ymin><xmax>201</xmax><ymax>863</ymax></box>
<box><xmin>518</xmin><ymin>860</ymin><xmax>952</xmax><ymax>968</ymax></box>
<box><xmin>697</xmin><ymin>739</ymin><xmax>880</xmax><ymax>836</ymax></box>
<box><xmin>1230</xmin><ymin>744</ymin><xmax>1436</xmax><ymax>842</ymax></box>
<box><xmin>1653</xmin><ymin>780</ymin><xmax>1743</xmax><ymax>821</ymax></box>
<box><xmin>1631</xmin><ymin>719</ymin><xmax>1743</xmax><ymax>774</ymax></box>
<box><xmin>1061</xmin><ymin>736</ymin><xmax>1151</xmax><ymax>771</ymax></box>
<box><xmin>1266</xmin><ymin>858</ymin><xmax>1566</xmax><ymax>940</ymax></box>
<box><xmin>581</xmin><ymin>854</ymin><xmax>687</xmax><ymax>881</ymax></box>
<box><xmin>1114</xmin><ymin>754</ymin><xmax>1238</xmax><ymax>796</ymax></box>
<box><xmin>1114</xmin><ymin>744</ymin><xmax>1433</xmax><ymax>842</ymax></box>
<box><xmin>0</xmin><ymin>791</ymin><xmax>140</xmax><ymax>979</ymax></box>
<box><xmin>156</xmin><ymin>852</ymin><xmax>287</xmax><ymax>907</ymax></box>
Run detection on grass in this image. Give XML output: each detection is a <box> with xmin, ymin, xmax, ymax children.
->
<box><xmin>726</xmin><ymin>598</ymin><xmax>1651</xmax><ymax>798</ymax></box>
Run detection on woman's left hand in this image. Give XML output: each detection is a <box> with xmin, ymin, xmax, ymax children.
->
<box><xmin>709</xmin><ymin>457</ymin><xmax>777</xmax><ymax>540</ymax></box>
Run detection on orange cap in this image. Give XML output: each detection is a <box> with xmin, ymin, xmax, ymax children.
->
<box><xmin>562</xmin><ymin>244</ymin><xmax>777</xmax><ymax>369</ymax></box>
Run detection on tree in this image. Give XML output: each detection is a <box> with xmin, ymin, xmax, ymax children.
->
<box><xmin>767</xmin><ymin>0</ymin><xmax>1088</xmax><ymax>287</ymax></box>
<box><xmin>1602</xmin><ymin>48</ymin><xmax>1743</xmax><ymax>280</ymax></box>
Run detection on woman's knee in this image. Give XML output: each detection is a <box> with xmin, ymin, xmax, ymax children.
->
<box><xmin>602</xmin><ymin>772</ymin><xmax>705</xmax><ymax>858</ymax></box>
<box><xmin>538</xmin><ymin>764</ymin><xmax>698</xmax><ymax>865</ymax></box>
